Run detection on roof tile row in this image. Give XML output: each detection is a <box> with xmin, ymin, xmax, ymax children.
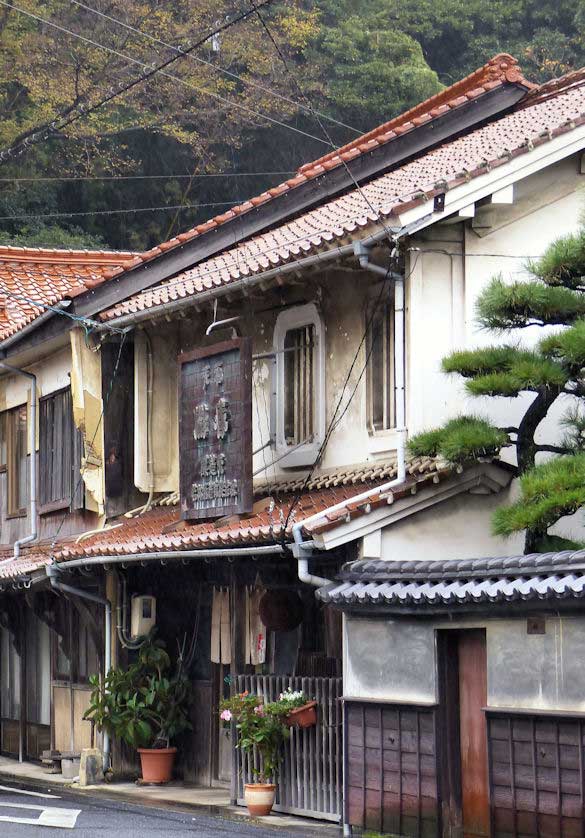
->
<box><xmin>102</xmin><ymin>71</ymin><xmax>585</xmax><ymax>324</ymax></box>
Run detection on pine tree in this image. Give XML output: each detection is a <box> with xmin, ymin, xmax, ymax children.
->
<box><xmin>409</xmin><ymin>227</ymin><xmax>585</xmax><ymax>552</ymax></box>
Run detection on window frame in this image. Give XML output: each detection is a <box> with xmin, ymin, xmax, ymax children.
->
<box><xmin>273</xmin><ymin>303</ymin><xmax>325</xmax><ymax>468</ymax></box>
<box><xmin>2</xmin><ymin>403</ymin><xmax>28</xmax><ymax>518</ymax></box>
<box><xmin>38</xmin><ymin>386</ymin><xmax>84</xmax><ymax>515</ymax></box>
<box><xmin>365</xmin><ymin>290</ymin><xmax>396</xmax><ymax>435</ymax></box>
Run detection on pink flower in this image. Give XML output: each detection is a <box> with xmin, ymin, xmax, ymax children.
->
<box><xmin>220</xmin><ymin>709</ymin><xmax>232</xmax><ymax>722</ymax></box>
<box><xmin>253</xmin><ymin>704</ymin><xmax>265</xmax><ymax>716</ymax></box>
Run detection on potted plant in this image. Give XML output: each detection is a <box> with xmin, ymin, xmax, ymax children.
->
<box><xmin>85</xmin><ymin>639</ymin><xmax>191</xmax><ymax>784</ymax></box>
<box><xmin>278</xmin><ymin>688</ymin><xmax>318</xmax><ymax>729</ymax></box>
<box><xmin>220</xmin><ymin>691</ymin><xmax>289</xmax><ymax>816</ymax></box>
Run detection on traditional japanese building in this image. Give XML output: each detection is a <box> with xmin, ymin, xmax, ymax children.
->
<box><xmin>1</xmin><ymin>55</ymin><xmax>585</xmax><ymax>835</ymax></box>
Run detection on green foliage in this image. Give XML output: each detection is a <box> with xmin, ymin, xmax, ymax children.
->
<box><xmin>305</xmin><ymin>7</ymin><xmax>442</xmax><ymax>128</ymax></box>
<box><xmin>84</xmin><ymin>638</ymin><xmax>192</xmax><ymax>750</ymax></box>
<box><xmin>0</xmin><ymin>224</ymin><xmax>105</xmax><ymax>249</ymax></box>
<box><xmin>492</xmin><ymin>453</ymin><xmax>585</xmax><ymax>536</ymax></box>
<box><xmin>460</xmin><ymin>354</ymin><xmax>567</xmax><ymax>396</ymax></box>
<box><xmin>442</xmin><ymin>346</ymin><xmax>525</xmax><ymax>377</ymax></box>
<box><xmin>529</xmin><ymin>231</ymin><xmax>585</xmax><ymax>289</ymax></box>
<box><xmin>476</xmin><ymin>277</ymin><xmax>585</xmax><ymax>329</ymax></box>
<box><xmin>560</xmin><ymin>405</ymin><xmax>585</xmax><ymax>451</ymax></box>
<box><xmin>408</xmin><ymin>416</ymin><xmax>509</xmax><ymax>463</ymax></box>
<box><xmin>220</xmin><ymin>691</ymin><xmax>291</xmax><ymax>783</ymax></box>
<box><xmin>540</xmin><ymin>320</ymin><xmax>585</xmax><ymax>371</ymax></box>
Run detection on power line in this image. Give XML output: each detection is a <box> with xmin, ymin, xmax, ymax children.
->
<box><xmin>69</xmin><ymin>0</ymin><xmax>361</xmax><ymax>137</ymax></box>
<box><xmin>0</xmin><ymin>0</ymin><xmax>331</xmax><ymax>166</ymax></box>
<box><xmin>0</xmin><ymin>288</ymin><xmax>129</xmax><ymax>335</ymax></box>
<box><xmin>0</xmin><ymin>201</ymin><xmax>243</xmax><ymax>221</ymax></box>
<box><xmin>245</xmin><ymin>0</ymin><xmax>406</xmax><ymax>534</ymax></box>
<box><xmin>0</xmin><ymin>0</ymin><xmax>276</xmax><ymax>165</ymax></box>
<box><xmin>0</xmin><ymin>171</ymin><xmax>296</xmax><ymax>183</ymax></box>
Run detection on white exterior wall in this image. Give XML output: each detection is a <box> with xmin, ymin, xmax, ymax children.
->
<box><xmin>344</xmin><ymin>613</ymin><xmax>585</xmax><ymax>712</ymax></box>
<box><xmin>379</xmin><ymin>485</ymin><xmax>524</xmax><ymax>562</ymax></box>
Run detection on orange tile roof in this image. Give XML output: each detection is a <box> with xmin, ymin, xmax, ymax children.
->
<box><xmin>50</xmin><ymin>459</ymin><xmax>452</xmax><ymax>562</ymax></box>
<box><xmin>0</xmin><ymin>245</ymin><xmax>136</xmax><ymax>341</ymax></box>
<box><xmin>102</xmin><ymin>68</ymin><xmax>585</xmax><ymax>324</ymax></box>
<box><xmin>99</xmin><ymin>54</ymin><xmax>534</xmax><ymax>284</ymax></box>
<box><xmin>300</xmin><ymin>53</ymin><xmax>534</xmax><ymax>175</ymax></box>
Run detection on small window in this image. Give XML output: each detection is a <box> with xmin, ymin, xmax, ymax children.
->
<box><xmin>39</xmin><ymin>388</ymin><xmax>84</xmax><ymax>512</ymax></box>
<box><xmin>2</xmin><ymin>404</ymin><xmax>28</xmax><ymax>516</ymax></box>
<box><xmin>284</xmin><ymin>324</ymin><xmax>315</xmax><ymax>445</ymax></box>
<box><xmin>273</xmin><ymin>304</ymin><xmax>325</xmax><ymax>467</ymax></box>
<box><xmin>366</xmin><ymin>298</ymin><xmax>395</xmax><ymax>432</ymax></box>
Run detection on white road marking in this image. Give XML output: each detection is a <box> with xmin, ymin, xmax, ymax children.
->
<box><xmin>0</xmin><ymin>784</ymin><xmax>60</xmax><ymax>798</ymax></box>
<box><xmin>0</xmin><ymin>801</ymin><xmax>81</xmax><ymax>828</ymax></box>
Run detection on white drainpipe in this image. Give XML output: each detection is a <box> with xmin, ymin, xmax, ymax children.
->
<box><xmin>0</xmin><ymin>363</ymin><xmax>37</xmax><ymax>563</ymax></box>
<box><xmin>293</xmin><ymin>242</ymin><xmax>407</xmax><ymax>585</ymax></box>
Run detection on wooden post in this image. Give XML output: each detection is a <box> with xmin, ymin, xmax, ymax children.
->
<box><xmin>18</xmin><ymin>612</ymin><xmax>26</xmax><ymax>762</ymax></box>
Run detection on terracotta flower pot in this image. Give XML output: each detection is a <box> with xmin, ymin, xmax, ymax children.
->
<box><xmin>244</xmin><ymin>783</ymin><xmax>276</xmax><ymax>816</ymax></box>
<box><xmin>286</xmin><ymin>700</ymin><xmax>318</xmax><ymax>729</ymax></box>
<box><xmin>137</xmin><ymin>746</ymin><xmax>177</xmax><ymax>784</ymax></box>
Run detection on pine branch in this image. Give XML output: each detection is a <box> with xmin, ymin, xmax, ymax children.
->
<box><xmin>535</xmin><ymin>444</ymin><xmax>572</xmax><ymax>454</ymax></box>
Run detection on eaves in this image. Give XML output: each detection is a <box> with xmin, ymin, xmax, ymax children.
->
<box><xmin>310</xmin><ymin>464</ymin><xmax>512</xmax><ymax>552</ymax></box>
<box><xmin>393</xmin><ymin>120</ymin><xmax>585</xmax><ymax>233</ymax></box>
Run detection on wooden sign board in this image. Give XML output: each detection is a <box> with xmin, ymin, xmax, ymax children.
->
<box><xmin>179</xmin><ymin>338</ymin><xmax>253</xmax><ymax>521</ymax></box>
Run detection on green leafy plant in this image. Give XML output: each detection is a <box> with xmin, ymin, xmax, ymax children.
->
<box><xmin>220</xmin><ymin>691</ymin><xmax>290</xmax><ymax>783</ymax></box>
<box><xmin>84</xmin><ymin>638</ymin><xmax>192</xmax><ymax>750</ymax></box>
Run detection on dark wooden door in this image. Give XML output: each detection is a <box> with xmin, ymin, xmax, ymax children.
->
<box><xmin>457</xmin><ymin>630</ymin><xmax>489</xmax><ymax>838</ymax></box>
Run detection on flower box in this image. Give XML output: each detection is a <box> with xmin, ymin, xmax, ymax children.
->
<box><xmin>285</xmin><ymin>700</ymin><xmax>318</xmax><ymax>729</ymax></box>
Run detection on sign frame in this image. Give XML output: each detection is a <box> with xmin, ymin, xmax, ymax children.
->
<box><xmin>178</xmin><ymin>337</ymin><xmax>253</xmax><ymax>521</ymax></box>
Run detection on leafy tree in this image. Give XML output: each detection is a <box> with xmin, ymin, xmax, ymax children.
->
<box><xmin>410</xmin><ymin>226</ymin><xmax>585</xmax><ymax>552</ymax></box>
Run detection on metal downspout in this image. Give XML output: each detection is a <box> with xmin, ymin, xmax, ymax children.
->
<box><xmin>46</xmin><ymin>564</ymin><xmax>112</xmax><ymax>772</ymax></box>
<box><xmin>293</xmin><ymin>242</ymin><xmax>408</xmax><ymax>585</ymax></box>
<box><xmin>0</xmin><ymin>363</ymin><xmax>37</xmax><ymax>563</ymax></box>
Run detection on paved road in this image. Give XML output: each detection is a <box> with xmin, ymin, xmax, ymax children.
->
<box><xmin>0</xmin><ymin>782</ymin><xmax>318</xmax><ymax>837</ymax></box>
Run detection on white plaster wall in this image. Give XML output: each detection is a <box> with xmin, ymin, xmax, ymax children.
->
<box><xmin>379</xmin><ymin>485</ymin><xmax>525</xmax><ymax>562</ymax></box>
<box><xmin>344</xmin><ymin>616</ymin><xmax>437</xmax><ymax>702</ymax></box>
<box><xmin>0</xmin><ymin>346</ymin><xmax>71</xmax><ymax>411</ymax></box>
<box><xmin>345</xmin><ymin>613</ymin><xmax>585</xmax><ymax>712</ymax></box>
<box><xmin>408</xmin><ymin>155</ymin><xmax>584</xmax><ymax>443</ymax></box>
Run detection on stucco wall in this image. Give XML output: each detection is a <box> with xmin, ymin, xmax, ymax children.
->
<box><xmin>344</xmin><ymin>616</ymin><xmax>437</xmax><ymax>703</ymax></box>
<box><xmin>344</xmin><ymin>613</ymin><xmax>585</xmax><ymax>713</ymax></box>
<box><xmin>379</xmin><ymin>484</ymin><xmax>525</xmax><ymax>562</ymax></box>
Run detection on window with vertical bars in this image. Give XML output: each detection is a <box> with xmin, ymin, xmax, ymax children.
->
<box><xmin>39</xmin><ymin>388</ymin><xmax>84</xmax><ymax>512</ymax></box>
<box><xmin>366</xmin><ymin>300</ymin><xmax>395</xmax><ymax>432</ymax></box>
<box><xmin>283</xmin><ymin>324</ymin><xmax>315</xmax><ymax>446</ymax></box>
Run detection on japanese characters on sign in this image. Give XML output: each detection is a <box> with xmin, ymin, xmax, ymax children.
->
<box><xmin>179</xmin><ymin>338</ymin><xmax>253</xmax><ymax>520</ymax></box>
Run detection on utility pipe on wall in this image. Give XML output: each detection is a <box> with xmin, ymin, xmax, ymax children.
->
<box><xmin>292</xmin><ymin>242</ymin><xmax>408</xmax><ymax>586</ymax></box>
<box><xmin>46</xmin><ymin>564</ymin><xmax>112</xmax><ymax>772</ymax></box>
<box><xmin>0</xmin><ymin>363</ymin><xmax>37</xmax><ymax>563</ymax></box>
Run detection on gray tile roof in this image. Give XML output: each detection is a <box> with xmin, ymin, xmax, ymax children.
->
<box><xmin>316</xmin><ymin>550</ymin><xmax>585</xmax><ymax>609</ymax></box>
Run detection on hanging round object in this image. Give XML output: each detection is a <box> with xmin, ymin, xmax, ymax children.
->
<box><xmin>259</xmin><ymin>590</ymin><xmax>304</xmax><ymax>631</ymax></box>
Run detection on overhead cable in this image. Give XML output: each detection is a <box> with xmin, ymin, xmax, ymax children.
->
<box><xmin>0</xmin><ymin>0</ymin><xmax>277</xmax><ymax>164</ymax></box>
<box><xmin>69</xmin><ymin>0</ymin><xmax>361</xmax><ymax>136</ymax></box>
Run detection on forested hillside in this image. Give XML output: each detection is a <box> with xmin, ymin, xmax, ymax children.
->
<box><xmin>0</xmin><ymin>0</ymin><xmax>582</xmax><ymax>250</ymax></box>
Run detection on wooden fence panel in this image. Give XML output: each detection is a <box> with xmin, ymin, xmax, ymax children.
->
<box><xmin>232</xmin><ymin>674</ymin><xmax>343</xmax><ymax>821</ymax></box>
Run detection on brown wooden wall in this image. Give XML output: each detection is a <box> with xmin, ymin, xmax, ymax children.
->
<box><xmin>345</xmin><ymin>701</ymin><xmax>440</xmax><ymax>837</ymax></box>
<box><xmin>488</xmin><ymin>712</ymin><xmax>585</xmax><ymax>838</ymax></box>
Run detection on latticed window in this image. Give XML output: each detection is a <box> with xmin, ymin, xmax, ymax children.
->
<box><xmin>366</xmin><ymin>299</ymin><xmax>395</xmax><ymax>432</ymax></box>
<box><xmin>283</xmin><ymin>324</ymin><xmax>315</xmax><ymax>446</ymax></box>
<box><xmin>273</xmin><ymin>303</ymin><xmax>325</xmax><ymax>467</ymax></box>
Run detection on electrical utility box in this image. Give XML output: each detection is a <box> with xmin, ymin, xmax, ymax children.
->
<box><xmin>130</xmin><ymin>595</ymin><xmax>157</xmax><ymax>639</ymax></box>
